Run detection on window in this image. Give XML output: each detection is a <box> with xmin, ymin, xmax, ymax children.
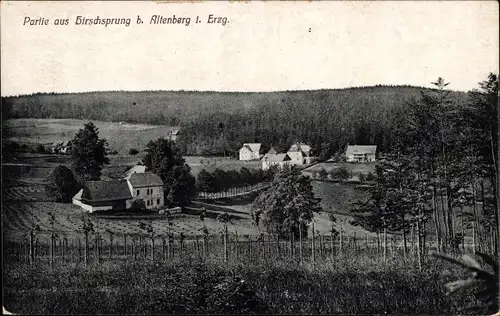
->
<box><xmin>157</xmin><ymin>199</ymin><xmax>160</xmax><ymax>205</ymax></box>
<box><xmin>147</xmin><ymin>200</ymin><xmax>150</xmax><ymax>206</ymax></box>
<box><xmin>136</xmin><ymin>190</ymin><xmax>140</xmax><ymax>196</ymax></box>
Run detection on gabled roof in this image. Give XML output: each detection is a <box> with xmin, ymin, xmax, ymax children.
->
<box><xmin>268</xmin><ymin>146</ymin><xmax>286</xmax><ymax>155</ymax></box>
<box><xmin>53</xmin><ymin>140</ymin><xmax>71</xmax><ymax>147</ymax></box>
<box><xmin>346</xmin><ymin>145</ymin><xmax>377</xmax><ymax>155</ymax></box>
<box><xmin>81</xmin><ymin>180</ymin><xmax>132</xmax><ymax>202</ymax></box>
<box><xmin>241</xmin><ymin>143</ymin><xmax>262</xmax><ymax>153</ymax></box>
<box><xmin>124</xmin><ymin>165</ymin><xmax>147</xmax><ymax>178</ymax></box>
<box><xmin>263</xmin><ymin>153</ymin><xmax>291</xmax><ymax>162</ymax></box>
<box><xmin>128</xmin><ymin>172</ymin><xmax>163</xmax><ymax>188</ymax></box>
<box><xmin>288</xmin><ymin>143</ymin><xmax>311</xmax><ymax>155</ymax></box>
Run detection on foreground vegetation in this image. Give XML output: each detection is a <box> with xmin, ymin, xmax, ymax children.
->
<box><xmin>3</xmin><ymin>255</ymin><xmax>484</xmax><ymax>315</ymax></box>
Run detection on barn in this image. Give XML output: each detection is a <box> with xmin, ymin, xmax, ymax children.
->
<box><xmin>72</xmin><ymin>180</ymin><xmax>132</xmax><ymax>213</ymax></box>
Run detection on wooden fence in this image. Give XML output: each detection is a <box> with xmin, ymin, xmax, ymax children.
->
<box><xmin>197</xmin><ymin>183</ymin><xmax>269</xmax><ymax>200</ymax></box>
<box><xmin>4</xmin><ymin>227</ymin><xmax>492</xmax><ymax>268</ymax></box>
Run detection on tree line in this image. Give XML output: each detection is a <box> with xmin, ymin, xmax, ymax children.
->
<box><xmin>351</xmin><ymin>74</ymin><xmax>498</xmax><ymax>264</ymax></box>
<box><xmin>2</xmin><ymin>86</ymin><xmax>469</xmax><ymax>159</ymax></box>
<box><xmin>196</xmin><ymin>167</ymin><xmax>276</xmax><ymax>194</ymax></box>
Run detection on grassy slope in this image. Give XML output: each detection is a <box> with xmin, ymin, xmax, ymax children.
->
<box><xmin>3</xmin><ymin>256</ymin><xmax>477</xmax><ymax>315</ymax></box>
<box><xmin>3</xmin><ymin>118</ymin><xmax>177</xmax><ymax>155</ymax></box>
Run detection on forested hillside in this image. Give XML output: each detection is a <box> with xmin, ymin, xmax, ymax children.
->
<box><xmin>1</xmin><ymin>85</ymin><xmax>469</xmax><ymax>156</ymax></box>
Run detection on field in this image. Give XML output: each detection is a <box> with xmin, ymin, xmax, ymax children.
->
<box><xmin>185</xmin><ymin>156</ymin><xmax>261</xmax><ymax>177</ymax></box>
<box><xmin>312</xmin><ymin>181</ymin><xmax>370</xmax><ymax>215</ymax></box>
<box><xmin>2</xmin><ymin>249</ymin><xmax>483</xmax><ymax>315</ymax></box>
<box><xmin>3</xmin><ymin>118</ymin><xmax>177</xmax><ymax>155</ymax></box>
<box><xmin>303</xmin><ymin>162</ymin><xmax>376</xmax><ymax>180</ymax></box>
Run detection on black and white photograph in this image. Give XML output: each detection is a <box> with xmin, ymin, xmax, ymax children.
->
<box><xmin>1</xmin><ymin>1</ymin><xmax>499</xmax><ymax>314</ymax></box>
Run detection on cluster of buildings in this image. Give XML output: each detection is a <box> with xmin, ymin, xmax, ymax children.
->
<box><xmin>72</xmin><ymin>165</ymin><xmax>165</xmax><ymax>213</ymax></box>
<box><xmin>239</xmin><ymin>142</ymin><xmax>377</xmax><ymax>170</ymax></box>
<box><xmin>239</xmin><ymin>142</ymin><xmax>315</xmax><ymax>171</ymax></box>
<box><xmin>51</xmin><ymin>140</ymin><xmax>72</xmax><ymax>154</ymax></box>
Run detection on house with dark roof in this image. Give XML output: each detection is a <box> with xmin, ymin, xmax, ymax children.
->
<box><xmin>345</xmin><ymin>145</ymin><xmax>377</xmax><ymax>162</ymax></box>
<box><xmin>262</xmin><ymin>153</ymin><xmax>291</xmax><ymax>171</ymax></box>
<box><xmin>72</xmin><ymin>180</ymin><xmax>132</xmax><ymax>212</ymax></box>
<box><xmin>239</xmin><ymin>143</ymin><xmax>263</xmax><ymax>160</ymax></box>
<box><xmin>126</xmin><ymin>172</ymin><xmax>164</xmax><ymax>209</ymax></box>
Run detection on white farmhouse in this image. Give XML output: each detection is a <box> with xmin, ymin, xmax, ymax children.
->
<box><xmin>126</xmin><ymin>172</ymin><xmax>164</xmax><ymax>209</ymax></box>
<box><xmin>262</xmin><ymin>153</ymin><xmax>291</xmax><ymax>171</ymax></box>
<box><xmin>239</xmin><ymin>143</ymin><xmax>263</xmax><ymax>161</ymax></box>
<box><xmin>287</xmin><ymin>143</ymin><xmax>314</xmax><ymax>166</ymax></box>
<box><xmin>345</xmin><ymin>145</ymin><xmax>377</xmax><ymax>162</ymax></box>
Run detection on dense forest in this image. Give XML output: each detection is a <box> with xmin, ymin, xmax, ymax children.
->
<box><xmin>351</xmin><ymin>74</ymin><xmax>498</xmax><ymax>259</ymax></box>
<box><xmin>1</xmin><ymin>85</ymin><xmax>469</xmax><ymax>157</ymax></box>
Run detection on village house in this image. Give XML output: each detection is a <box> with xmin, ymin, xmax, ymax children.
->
<box><xmin>345</xmin><ymin>145</ymin><xmax>377</xmax><ymax>162</ymax></box>
<box><xmin>126</xmin><ymin>172</ymin><xmax>164</xmax><ymax>209</ymax></box>
<box><xmin>266</xmin><ymin>145</ymin><xmax>286</xmax><ymax>155</ymax></box>
<box><xmin>72</xmin><ymin>180</ymin><xmax>132</xmax><ymax>213</ymax></box>
<box><xmin>239</xmin><ymin>143</ymin><xmax>263</xmax><ymax>161</ymax></box>
<box><xmin>52</xmin><ymin>140</ymin><xmax>72</xmax><ymax>154</ymax></box>
<box><xmin>167</xmin><ymin>130</ymin><xmax>180</xmax><ymax>142</ymax></box>
<box><xmin>262</xmin><ymin>153</ymin><xmax>291</xmax><ymax>171</ymax></box>
<box><xmin>287</xmin><ymin>143</ymin><xmax>314</xmax><ymax>166</ymax></box>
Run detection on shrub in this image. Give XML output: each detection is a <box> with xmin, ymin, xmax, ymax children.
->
<box><xmin>45</xmin><ymin>165</ymin><xmax>80</xmax><ymax>203</ymax></box>
<box><xmin>366</xmin><ymin>172</ymin><xmax>376</xmax><ymax>181</ymax></box>
<box><xmin>358</xmin><ymin>173</ymin><xmax>366</xmax><ymax>182</ymax></box>
<box><xmin>128</xmin><ymin>148</ymin><xmax>139</xmax><ymax>155</ymax></box>
<box><xmin>36</xmin><ymin>144</ymin><xmax>46</xmax><ymax>153</ymax></box>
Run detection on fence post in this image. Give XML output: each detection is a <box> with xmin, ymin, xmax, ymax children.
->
<box><xmin>109</xmin><ymin>234</ymin><xmax>114</xmax><ymax>260</ymax></box>
<box><xmin>411</xmin><ymin>224</ymin><xmax>415</xmax><ymax>259</ymax></box>
<box><xmin>35</xmin><ymin>238</ymin><xmax>39</xmax><ymax>264</ymax></box>
<box><xmin>62</xmin><ymin>236</ymin><xmax>66</xmax><ymax>263</ymax></box>
<box><xmin>224</xmin><ymin>225</ymin><xmax>228</xmax><ymax>263</ymax></box>
<box><xmin>416</xmin><ymin>220</ymin><xmax>422</xmax><ymax>271</ymax></box>
<box><xmin>162</xmin><ymin>238</ymin><xmax>166</xmax><ymax>261</ymax></box>
<box><xmin>95</xmin><ymin>234</ymin><xmax>100</xmax><ymax>264</ymax></box>
<box><xmin>235</xmin><ymin>231</ymin><xmax>239</xmax><ymax>260</ymax></box>
<box><xmin>124</xmin><ymin>235</ymin><xmax>127</xmax><ymax>258</ymax></box>
<box><xmin>353</xmin><ymin>232</ymin><xmax>357</xmax><ymax>255</ymax></box>
<box><xmin>151</xmin><ymin>237</ymin><xmax>155</xmax><ymax>262</ymax></box>
<box><xmin>50</xmin><ymin>234</ymin><xmax>55</xmax><ymax>267</ymax></box>
<box><xmin>132</xmin><ymin>236</ymin><xmax>136</xmax><ymax>261</ymax></box>
<box><xmin>365</xmin><ymin>233</ymin><xmax>368</xmax><ymax>253</ymax></box>
<box><xmin>29</xmin><ymin>230</ymin><xmax>35</xmax><ymax>265</ymax></box>
<box><xmin>339</xmin><ymin>227</ymin><xmax>343</xmax><ymax>257</ymax></box>
<box><xmin>299</xmin><ymin>224</ymin><xmax>303</xmax><ymax>263</ymax></box>
<box><xmin>383</xmin><ymin>226</ymin><xmax>387</xmax><ymax>264</ymax></box>
<box><xmin>312</xmin><ymin>222</ymin><xmax>316</xmax><ymax>264</ymax></box>
<box><xmin>330</xmin><ymin>233</ymin><xmax>334</xmax><ymax>260</ymax></box>
<box><xmin>472</xmin><ymin>221</ymin><xmax>476</xmax><ymax>255</ymax></box>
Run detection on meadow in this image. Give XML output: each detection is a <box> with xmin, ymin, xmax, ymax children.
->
<box><xmin>303</xmin><ymin>161</ymin><xmax>376</xmax><ymax>180</ymax></box>
<box><xmin>3</xmin><ymin>118</ymin><xmax>177</xmax><ymax>155</ymax></box>
<box><xmin>2</xmin><ymin>250</ymin><xmax>483</xmax><ymax>315</ymax></box>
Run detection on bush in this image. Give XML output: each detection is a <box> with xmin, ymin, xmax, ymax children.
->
<box><xmin>36</xmin><ymin>144</ymin><xmax>46</xmax><ymax>153</ymax></box>
<box><xmin>128</xmin><ymin>148</ymin><xmax>139</xmax><ymax>155</ymax></box>
<box><xmin>45</xmin><ymin>165</ymin><xmax>80</xmax><ymax>203</ymax></box>
<box><xmin>358</xmin><ymin>173</ymin><xmax>366</xmax><ymax>182</ymax></box>
<box><xmin>366</xmin><ymin>172</ymin><xmax>376</xmax><ymax>181</ymax></box>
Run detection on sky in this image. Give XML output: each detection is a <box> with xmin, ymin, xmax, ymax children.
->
<box><xmin>1</xmin><ymin>1</ymin><xmax>498</xmax><ymax>96</ymax></box>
